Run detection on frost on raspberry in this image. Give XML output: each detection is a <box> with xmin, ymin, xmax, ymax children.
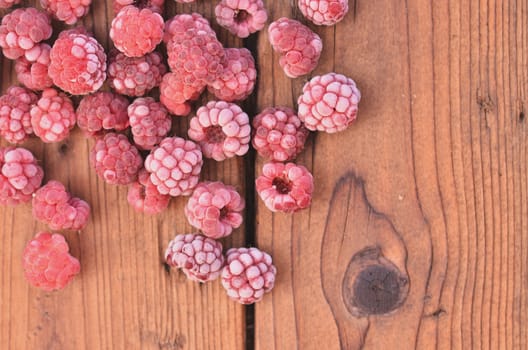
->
<box><xmin>188</xmin><ymin>101</ymin><xmax>250</xmax><ymax>161</ymax></box>
<box><xmin>159</xmin><ymin>72</ymin><xmax>203</xmax><ymax>116</ymax></box>
<box><xmin>163</xmin><ymin>13</ymin><xmax>213</xmax><ymax>45</ymax></box>
<box><xmin>76</xmin><ymin>92</ymin><xmax>130</xmax><ymax>136</ymax></box>
<box><xmin>297</xmin><ymin>72</ymin><xmax>361</xmax><ymax>133</ymax></box>
<box><xmin>128</xmin><ymin>97</ymin><xmax>171</xmax><ymax>150</ymax></box>
<box><xmin>15</xmin><ymin>43</ymin><xmax>53</xmax><ymax>91</ymax></box>
<box><xmin>0</xmin><ymin>86</ymin><xmax>38</xmax><ymax>144</ymax></box>
<box><xmin>127</xmin><ymin>168</ymin><xmax>170</xmax><ymax>214</ymax></box>
<box><xmin>0</xmin><ymin>147</ymin><xmax>44</xmax><ymax>205</ymax></box>
<box><xmin>30</xmin><ymin>88</ymin><xmax>76</xmax><ymax>143</ymax></box>
<box><xmin>113</xmin><ymin>0</ymin><xmax>164</xmax><ymax>14</ymax></box>
<box><xmin>298</xmin><ymin>0</ymin><xmax>349</xmax><ymax>26</ymax></box>
<box><xmin>215</xmin><ymin>0</ymin><xmax>268</xmax><ymax>38</ymax></box>
<box><xmin>40</xmin><ymin>0</ymin><xmax>92</xmax><ymax>24</ymax></box>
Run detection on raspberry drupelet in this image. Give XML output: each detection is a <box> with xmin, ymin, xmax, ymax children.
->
<box><xmin>0</xmin><ymin>8</ymin><xmax>52</xmax><ymax>60</ymax></box>
<box><xmin>144</xmin><ymin>137</ymin><xmax>203</xmax><ymax>197</ymax></box>
<box><xmin>128</xmin><ymin>97</ymin><xmax>171</xmax><ymax>150</ymax></box>
<box><xmin>113</xmin><ymin>0</ymin><xmax>164</xmax><ymax>14</ymax></box>
<box><xmin>159</xmin><ymin>72</ymin><xmax>203</xmax><ymax>116</ymax></box>
<box><xmin>208</xmin><ymin>48</ymin><xmax>257</xmax><ymax>102</ymax></box>
<box><xmin>127</xmin><ymin>168</ymin><xmax>170</xmax><ymax>214</ymax></box>
<box><xmin>255</xmin><ymin>162</ymin><xmax>314</xmax><ymax>213</ymax></box>
<box><xmin>30</xmin><ymin>88</ymin><xmax>76</xmax><ymax>143</ymax></box>
<box><xmin>40</xmin><ymin>0</ymin><xmax>92</xmax><ymax>24</ymax></box>
<box><xmin>22</xmin><ymin>232</ymin><xmax>80</xmax><ymax>291</ymax></box>
<box><xmin>90</xmin><ymin>133</ymin><xmax>143</xmax><ymax>185</ymax></box>
<box><xmin>0</xmin><ymin>86</ymin><xmax>38</xmax><ymax>144</ymax></box>
<box><xmin>268</xmin><ymin>17</ymin><xmax>323</xmax><ymax>78</ymax></box>
<box><xmin>185</xmin><ymin>181</ymin><xmax>245</xmax><ymax>239</ymax></box>
<box><xmin>163</xmin><ymin>13</ymin><xmax>214</xmax><ymax>45</ymax></box>
<box><xmin>15</xmin><ymin>43</ymin><xmax>53</xmax><ymax>91</ymax></box>
<box><xmin>76</xmin><ymin>92</ymin><xmax>130</xmax><ymax>136</ymax></box>
<box><xmin>297</xmin><ymin>72</ymin><xmax>361</xmax><ymax>133</ymax></box>
<box><xmin>215</xmin><ymin>0</ymin><xmax>268</xmax><ymax>38</ymax></box>
<box><xmin>298</xmin><ymin>0</ymin><xmax>349</xmax><ymax>26</ymax></box>
<box><xmin>221</xmin><ymin>247</ymin><xmax>276</xmax><ymax>304</ymax></box>
<box><xmin>165</xmin><ymin>233</ymin><xmax>225</xmax><ymax>283</ymax></box>
<box><xmin>0</xmin><ymin>147</ymin><xmax>44</xmax><ymax>205</ymax></box>
<box><xmin>252</xmin><ymin>107</ymin><xmax>309</xmax><ymax>162</ymax></box>
<box><xmin>188</xmin><ymin>101</ymin><xmax>250</xmax><ymax>161</ymax></box>
<box><xmin>0</xmin><ymin>0</ymin><xmax>21</xmax><ymax>9</ymax></box>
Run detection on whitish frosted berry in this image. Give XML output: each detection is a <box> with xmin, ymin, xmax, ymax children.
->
<box><xmin>0</xmin><ymin>147</ymin><xmax>44</xmax><ymax>205</ymax></box>
<box><xmin>298</xmin><ymin>0</ymin><xmax>349</xmax><ymax>26</ymax></box>
<box><xmin>76</xmin><ymin>92</ymin><xmax>130</xmax><ymax>136</ymax></box>
<box><xmin>0</xmin><ymin>86</ymin><xmax>38</xmax><ymax>144</ymax></box>
<box><xmin>215</xmin><ymin>0</ymin><xmax>268</xmax><ymax>38</ymax></box>
<box><xmin>30</xmin><ymin>88</ymin><xmax>76</xmax><ymax>143</ymax></box>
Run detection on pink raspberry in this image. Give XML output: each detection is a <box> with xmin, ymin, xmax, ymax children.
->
<box><xmin>0</xmin><ymin>8</ymin><xmax>52</xmax><ymax>60</ymax></box>
<box><xmin>185</xmin><ymin>181</ymin><xmax>244</xmax><ymax>239</ymax></box>
<box><xmin>0</xmin><ymin>86</ymin><xmax>38</xmax><ymax>144</ymax></box>
<box><xmin>128</xmin><ymin>97</ymin><xmax>171</xmax><ymax>150</ymax></box>
<box><xmin>110</xmin><ymin>6</ymin><xmax>164</xmax><ymax>58</ymax></box>
<box><xmin>22</xmin><ymin>232</ymin><xmax>80</xmax><ymax>291</ymax></box>
<box><xmin>40</xmin><ymin>0</ymin><xmax>91</xmax><ymax>24</ymax></box>
<box><xmin>90</xmin><ymin>133</ymin><xmax>143</xmax><ymax>185</ymax></box>
<box><xmin>144</xmin><ymin>137</ymin><xmax>203</xmax><ymax>197</ymax></box>
<box><xmin>208</xmin><ymin>48</ymin><xmax>256</xmax><ymax>102</ymax></box>
<box><xmin>188</xmin><ymin>101</ymin><xmax>250</xmax><ymax>161</ymax></box>
<box><xmin>165</xmin><ymin>233</ymin><xmax>225</xmax><ymax>283</ymax></box>
<box><xmin>15</xmin><ymin>43</ymin><xmax>53</xmax><ymax>91</ymax></box>
<box><xmin>113</xmin><ymin>0</ymin><xmax>164</xmax><ymax>14</ymax></box>
<box><xmin>127</xmin><ymin>168</ymin><xmax>170</xmax><ymax>214</ymax></box>
<box><xmin>268</xmin><ymin>17</ymin><xmax>323</xmax><ymax>78</ymax></box>
<box><xmin>297</xmin><ymin>72</ymin><xmax>361</xmax><ymax>133</ymax></box>
<box><xmin>255</xmin><ymin>162</ymin><xmax>314</xmax><ymax>213</ymax></box>
<box><xmin>0</xmin><ymin>0</ymin><xmax>21</xmax><ymax>9</ymax></box>
<box><xmin>159</xmin><ymin>72</ymin><xmax>204</xmax><ymax>116</ymax></box>
<box><xmin>221</xmin><ymin>247</ymin><xmax>276</xmax><ymax>304</ymax></box>
<box><xmin>0</xmin><ymin>147</ymin><xmax>44</xmax><ymax>205</ymax></box>
<box><xmin>76</xmin><ymin>92</ymin><xmax>130</xmax><ymax>136</ymax></box>
<box><xmin>163</xmin><ymin>13</ymin><xmax>213</xmax><ymax>45</ymax></box>
<box><xmin>49</xmin><ymin>29</ymin><xmax>106</xmax><ymax>95</ymax></box>
<box><xmin>107</xmin><ymin>50</ymin><xmax>167</xmax><ymax>97</ymax></box>
<box><xmin>30</xmin><ymin>88</ymin><xmax>76</xmax><ymax>143</ymax></box>
<box><xmin>215</xmin><ymin>0</ymin><xmax>268</xmax><ymax>38</ymax></box>
<box><xmin>32</xmin><ymin>180</ymin><xmax>91</xmax><ymax>231</ymax></box>
<box><xmin>298</xmin><ymin>0</ymin><xmax>349</xmax><ymax>25</ymax></box>
<box><xmin>252</xmin><ymin>107</ymin><xmax>309</xmax><ymax>162</ymax></box>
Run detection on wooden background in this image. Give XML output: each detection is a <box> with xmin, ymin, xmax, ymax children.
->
<box><xmin>1</xmin><ymin>0</ymin><xmax>527</xmax><ymax>349</ymax></box>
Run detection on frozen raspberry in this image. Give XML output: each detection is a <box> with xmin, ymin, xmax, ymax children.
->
<box><xmin>215</xmin><ymin>0</ymin><xmax>268</xmax><ymax>38</ymax></box>
<box><xmin>0</xmin><ymin>0</ymin><xmax>21</xmax><ymax>9</ymax></box>
<box><xmin>165</xmin><ymin>233</ymin><xmax>225</xmax><ymax>282</ymax></box>
<box><xmin>90</xmin><ymin>133</ymin><xmax>143</xmax><ymax>185</ymax></box>
<box><xmin>128</xmin><ymin>97</ymin><xmax>171</xmax><ymax>150</ymax></box>
<box><xmin>15</xmin><ymin>44</ymin><xmax>53</xmax><ymax>91</ymax></box>
<box><xmin>127</xmin><ymin>168</ymin><xmax>170</xmax><ymax>214</ymax></box>
<box><xmin>110</xmin><ymin>6</ymin><xmax>164</xmax><ymax>58</ymax></box>
<box><xmin>268</xmin><ymin>17</ymin><xmax>323</xmax><ymax>78</ymax></box>
<box><xmin>256</xmin><ymin>162</ymin><xmax>314</xmax><ymax>213</ymax></box>
<box><xmin>188</xmin><ymin>101</ymin><xmax>250</xmax><ymax>161</ymax></box>
<box><xmin>298</xmin><ymin>0</ymin><xmax>348</xmax><ymax>25</ymax></box>
<box><xmin>22</xmin><ymin>232</ymin><xmax>80</xmax><ymax>291</ymax></box>
<box><xmin>159</xmin><ymin>73</ymin><xmax>204</xmax><ymax>116</ymax></box>
<box><xmin>76</xmin><ymin>92</ymin><xmax>130</xmax><ymax>136</ymax></box>
<box><xmin>40</xmin><ymin>0</ymin><xmax>91</xmax><ymax>24</ymax></box>
<box><xmin>208</xmin><ymin>48</ymin><xmax>256</xmax><ymax>102</ymax></box>
<box><xmin>163</xmin><ymin>13</ymin><xmax>214</xmax><ymax>45</ymax></box>
<box><xmin>0</xmin><ymin>147</ymin><xmax>44</xmax><ymax>205</ymax></box>
<box><xmin>113</xmin><ymin>0</ymin><xmax>164</xmax><ymax>14</ymax></box>
<box><xmin>221</xmin><ymin>247</ymin><xmax>276</xmax><ymax>305</ymax></box>
<box><xmin>30</xmin><ymin>88</ymin><xmax>76</xmax><ymax>143</ymax></box>
<box><xmin>297</xmin><ymin>73</ymin><xmax>361</xmax><ymax>133</ymax></box>
<box><xmin>144</xmin><ymin>137</ymin><xmax>203</xmax><ymax>197</ymax></box>
<box><xmin>107</xmin><ymin>50</ymin><xmax>167</xmax><ymax>97</ymax></box>
<box><xmin>0</xmin><ymin>8</ymin><xmax>52</xmax><ymax>60</ymax></box>
<box><xmin>252</xmin><ymin>107</ymin><xmax>309</xmax><ymax>162</ymax></box>
<box><xmin>0</xmin><ymin>86</ymin><xmax>38</xmax><ymax>144</ymax></box>
<box><xmin>32</xmin><ymin>180</ymin><xmax>91</xmax><ymax>231</ymax></box>
<box><xmin>49</xmin><ymin>29</ymin><xmax>106</xmax><ymax>95</ymax></box>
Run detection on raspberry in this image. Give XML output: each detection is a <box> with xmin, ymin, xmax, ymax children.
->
<box><xmin>165</xmin><ymin>233</ymin><xmax>225</xmax><ymax>283</ymax></box>
<box><xmin>268</xmin><ymin>17</ymin><xmax>323</xmax><ymax>78</ymax></box>
<box><xmin>252</xmin><ymin>107</ymin><xmax>309</xmax><ymax>162</ymax></box>
<box><xmin>0</xmin><ymin>147</ymin><xmax>44</xmax><ymax>205</ymax></box>
<box><xmin>128</xmin><ymin>97</ymin><xmax>171</xmax><ymax>150</ymax></box>
<box><xmin>255</xmin><ymin>162</ymin><xmax>314</xmax><ymax>213</ymax></box>
<box><xmin>107</xmin><ymin>50</ymin><xmax>167</xmax><ymax>97</ymax></box>
<box><xmin>185</xmin><ymin>181</ymin><xmax>244</xmax><ymax>239</ymax></box>
<box><xmin>0</xmin><ymin>86</ymin><xmax>38</xmax><ymax>144</ymax></box>
<box><xmin>76</xmin><ymin>92</ymin><xmax>130</xmax><ymax>136</ymax></box>
<box><xmin>298</xmin><ymin>0</ymin><xmax>349</xmax><ymax>25</ymax></box>
<box><xmin>15</xmin><ymin>43</ymin><xmax>53</xmax><ymax>91</ymax></box>
<box><xmin>188</xmin><ymin>101</ymin><xmax>250</xmax><ymax>161</ymax></box>
<box><xmin>163</xmin><ymin>13</ymin><xmax>213</xmax><ymax>45</ymax></box>
<box><xmin>144</xmin><ymin>137</ymin><xmax>203</xmax><ymax>197</ymax></box>
<box><xmin>0</xmin><ymin>0</ymin><xmax>21</xmax><ymax>9</ymax></box>
<box><xmin>30</xmin><ymin>88</ymin><xmax>76</xmax><ymax>143</ymax></box>
<box><xmin>49</xmin><ymin>29</ymin><xmax>106</xmax><ymax>95</ymax></box>
<box><xmin>32</xmin><ymin>180</ymin><xmax>91</xmax><ymax>231</ymax></box>
<box><xmin>159</xmin><ymin>72</ymin><xmax>204</xmax><ymax>116</ymax></box>
<box><xmin>90</xmin><ymin>133</ymin><xmax>143</xmax><ymax>185</ymax></box>
<box><xmin>207</xmin><ymin>48</ymin><xmax>256</xmax><ymax>102</ymax></box>
<box><xmin>0</xmin><ymin>8</ymin><xmax>52</xmax><ymax>60</ymax></box>
<box><xmin>215</xmin><ymin>0</ymin><xmax>268</xmax><ymax>38</ymax></box>
<box><xmin>127</xmin><ymin>168</ymin><xmax>170</xmax><ymax>214</ymax></box>
<box><xmin>113</xmin><ymin>0</ymin><xmax>164</xmax><ymax>14</ymax></box>
<box><xmin>297</xmin><ymin>73</ymin><xmax>361</xmax><ymax>133</ymax></box>
<box><xmin>40</xmin><ymin>0</ymin><xmax>91</xmax><ymax>24</ymax></box>
<box><xmin>110</xmin><ymin>6</ymin><xmax>164</xmax><ymax>58</ymax></box>
<box><xmin>221</xmin><ymin>247</ymin><xmax>276</xmax><ymax>304</ymax></box>
<box><xmin>22</xmin><ymin>232</ymin><xmax>80</xmax><ymax>291</ymax></box>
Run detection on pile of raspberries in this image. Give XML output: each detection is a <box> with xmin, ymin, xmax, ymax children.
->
<box><xmin>0</xmin><ymin>0</ymin><xmax>358</xmax><ymax>305</ymax></box>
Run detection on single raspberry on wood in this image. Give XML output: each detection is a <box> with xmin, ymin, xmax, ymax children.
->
<box><xmin>297</xmin><ymin>72</ymin><xmax>361</xmax><ymax>133</ymax></box>
<box><xmin>0</xmin><ymin>147</ymin><xmax>44</xmax><ymax>205</ymax></box>
<box><xmin>113</xmin><ymin>0</ymin><xmax>164</xmax><ymax>14</ymax></box>
<box><xmin>128</xmin><ymin>97</ymin><xmax>171</xmax><ymax>150</ymax></box>
<box><xmin>221</xmin><ymin>247</ymin><xmax>276</xmax><ymax>304</ymax></box>
<box><xmin>215</xmin><ymin>0</ymin><xmax>268</xmax><ymax>38</ymax></box>
<box><xmin>0</xmin><ymin>86</ymin><xmax>38</xmax><ymax>144</ymax></box>
<box><xmin>185</xmin><ymin>181</ymin><xmax>245</xmax><ymax>239</ymax></box>
<box><xmin>22</xmin><ymin>232</ymin><xmax>80</xmax><ymax>291</ymax></box>
<box><xmin>163</xmin><ymin>13</ymin><xmax>214</xmax><ymax>45</ymax></box>
<box><xmin>127</xmin><ymin>168</ymin><xmax>170</xmax><ymax>214</ymax></box>
<box><xmin>298</xmin><ymin>0</ymin><xmax>349</xmax><ymax>26</ymax></box>
<box><xmin>76</xmin><ymin>92</ymin><xmax>130</xmax><ymax>136</ymax></box>
<box><xmin>15</xmin><ymin>43</ymin><xmax>53</xmax><ymax>91</ymax></box>
<box><xmin>30</xmin><ymin>88</ymin><xmax>76</xmax><ymax>143</ymax></box>
<box><xmin>0</xmin><ymin>0</ymin><xmax>21</xmax><ymax>9</ymax></box>
<box><xmin>40</xmin><ymin>0</ymin><xmax>92</xmax><ymax>24</ymax></box>
<box><xmin>165</xmin><ymin>233</ymin><xmax>225</xmax><ymax>283</ymax></box>
<box><xmin>159</xmin><ymin>72</ymin><xmax>204</xmax><ymax>116</ymax></box>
